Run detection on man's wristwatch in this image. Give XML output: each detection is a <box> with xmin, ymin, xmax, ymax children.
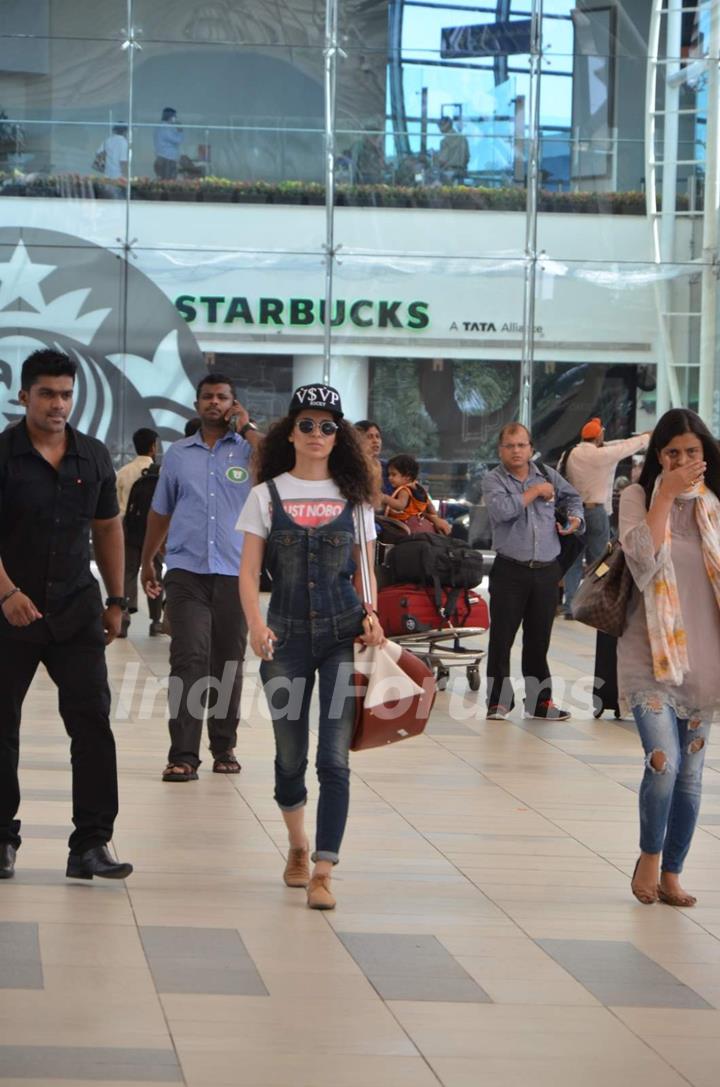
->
<box><xmin>105</xmin><ymin>596</ymin><xmax>129</xmax><ymax>609</ymax></box>
<box><xmin>239</xmin><ymin>419</ymin><xmax>258</xmax><ymax>438</ymax></box>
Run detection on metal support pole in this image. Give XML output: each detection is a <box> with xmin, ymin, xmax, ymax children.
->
<box><xmin>322</xmin><ymin>0</ymin><xmax>341</xmax><ymax>386</ymax></box>
<box><xmin>657</xmin><ymin>0</ymin><xmax>682</xmax><ymax>416</ymax></box>
<box><xmin>518</xmin><ymin>0</ymin><xmax>543</xmax><ymax>428</ymax></box>
<box><xmin>698</xmin><ymin>0</ymin><xmax>720</xmax><ymax>429</ymax></box>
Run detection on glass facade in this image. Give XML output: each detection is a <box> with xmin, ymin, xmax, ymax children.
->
<box><xmin>0</xmin><ymin>1</ymin><xmax>718</xmax><ymax>504</ymax></box>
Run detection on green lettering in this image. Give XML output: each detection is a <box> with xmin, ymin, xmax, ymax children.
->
<box><xmin>290</xmin><ymin>298</ymin><xmax>315</xmax><ymax>325</ymax></box>
<box><xmin>349</xmin><ymin>300</ymin><xmax>373</xmax><ymax>328</ymax></box>
<box><xmin>224</xmin><ymin>297</ymin><xmax>254</xmax><ymax>324</ymax></box>
<box><xmin>378</xmin><ymin>300</ymin><xmax>402</xmax><ymax>328</ymax></box>
<box><xmin>175</xmin><ymin>295</ymin><xmax>197</xmax><ymax>322</ymax></box>
<box><xmin>318</xmin><ymin>300</ymin><xmax>346</xmax><ymax>327</ymax></box>
<box><xmin>259</xmin><ymin>298</ymin><xmax>284</xmax><ymax>325</ymax></box>
<box><xmin>199</xmin><ymin>296</ymin><xmax>225</xmax><ymax>323</ymax></box>
<box><xmin>407</xmin><ymin>301</ymin><xmax>430</xmax><ymax>330</ymax></box>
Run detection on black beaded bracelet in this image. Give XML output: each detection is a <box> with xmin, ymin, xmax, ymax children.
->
<box><xmin>0</xmin><ymin>587</ymin><xmax>20</xmax><ymax>606</ymax></box>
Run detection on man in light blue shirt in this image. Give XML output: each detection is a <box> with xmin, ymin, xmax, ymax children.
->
<box><xmin>153</xmin><ymin>107</ymin><xmax>183</xmax><ymax>180</ymax></box>
<box><xmin>482</xmin><ymin>422</ymin><xmax>583</xmax><ymax>723</ymax></box>
<box><xmin>141</xmin><ymin>373</ymin><xmax>262</xmax><ymax>781</ymax></box>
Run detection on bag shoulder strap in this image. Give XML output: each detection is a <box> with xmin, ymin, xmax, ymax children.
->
<box><xmin>354</xmin><ymin>505</ymin><xmax>373</xmax><ymax>607</ymax></box>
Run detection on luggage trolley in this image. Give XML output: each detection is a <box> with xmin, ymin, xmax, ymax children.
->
<box><xmin>373</xmin><ymin>517</ymin><xmax>489</xmax><ymax>692</ymax></box>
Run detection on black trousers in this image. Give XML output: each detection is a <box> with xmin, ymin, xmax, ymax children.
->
<box><xmin>164</xmin><ymin>569</ymin><xmax>247</xmax><ymax>767</ymax></box>
<box><xmin>486</xmin><ymin>556</ymin><xmax>561</xmax><ymax>713</ymax></box>
<box><xmin>123</xmin><ymin>543</ymin><xmax>162</xmax><ymax>620</ymax></box>
<box><xmin>0</xmin><ymin>619</ymin><xmax>118</xmax><ymax>852</ymax></box>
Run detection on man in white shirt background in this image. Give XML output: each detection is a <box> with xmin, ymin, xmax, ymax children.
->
<box><xmin>96</xmin><ymin>125</ymin><xmax>128</xmax><ymax>191</ymax></box>
<box><xmin>562</xmin><ymin>417</ymin><xmax>650</xmax><ymax>617</ymax></box>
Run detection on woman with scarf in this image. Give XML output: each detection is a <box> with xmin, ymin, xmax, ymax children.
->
<box><xmin>619</xmin><ymin>409</ymin><xmax>720</xmax><ymax>907</ymax></box>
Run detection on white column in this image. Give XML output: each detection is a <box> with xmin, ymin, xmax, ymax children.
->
<box><xmin>292</xmin><ymin>355</ymin><xmax>369</xmax><ymax>421</ymax></box>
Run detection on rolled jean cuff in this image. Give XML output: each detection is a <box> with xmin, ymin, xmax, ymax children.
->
<box><xmin>276</xmin><ymin>797</ymin><xmax>307</xmax><ymax>813</ymax></box>
<box><xmin>312</xmin><ymin>850</ymin><xmax>339</xmax><ymax>865</ymax></box>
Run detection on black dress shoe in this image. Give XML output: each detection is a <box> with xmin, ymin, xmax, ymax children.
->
<box><xmin>0</xmin><ymin>843</ymin><xmax>16</xmax><ymax>879</ymax></box>
<box><xmin>66</xmin><ymin>844</ymin><xmax>133</xmax><ymax>880</ymax></box>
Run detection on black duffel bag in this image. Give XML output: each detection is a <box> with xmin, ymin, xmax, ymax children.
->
<box><xmin>386</xmin><ymin>535</ymin><xmax>485</xmax><ymax>618</ymax></box>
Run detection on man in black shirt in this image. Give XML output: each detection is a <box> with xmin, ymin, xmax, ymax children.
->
<box><xmin>0</xmin><ymin>349</ymin><xmax>133</xmax><ymax>881</ymax></box>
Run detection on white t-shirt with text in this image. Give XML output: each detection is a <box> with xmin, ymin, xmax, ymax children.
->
<box><xmin>236</xmin><ymin>472</ymin><xmax>376</xmax><ymax>543</ymax></box>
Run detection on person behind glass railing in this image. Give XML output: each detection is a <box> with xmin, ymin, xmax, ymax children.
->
<box><xmin>153</xmin><ymin>107</ymin><xmax>183</xmax><ymax>180</ymax></box>
<box><xmin>620</xmin><ymin>409</ymin><xmax>720</xmax><ymax>908</ymax></box>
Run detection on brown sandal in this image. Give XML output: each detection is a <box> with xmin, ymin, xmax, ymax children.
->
<box><xmin>162</xmin><ymin>762</ymin><xmax>198</xmax><ymax>782</ymax></box>
<box><xmin>631</xmin><ymin>857</ymin><xmax>658</xmax><ymax>904</ymax></box>
<box><xmin>212</xmin><ymin>753</ymin><xmax>241</xmax><ymax>774</ymax></box>
<box><xmin>657</xmin><ymin>886</ymin><xmax>697</xmax><ymax>908</ymax></box>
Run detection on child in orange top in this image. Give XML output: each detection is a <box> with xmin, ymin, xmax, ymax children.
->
<box><xmin>384</xmin><ymin>454</ymin><xmax>451</xmax><ymax>535</ymax></box>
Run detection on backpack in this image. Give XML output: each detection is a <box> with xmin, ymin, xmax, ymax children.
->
<box><xmin>386</xmin><ymin>534</ymin><xmax>485</xmax><ymax>618</ymax></box>
<box><xmin>123</xmin><ymin>463</ymin><xmax>159</xmax><ymax>547</ymax></box>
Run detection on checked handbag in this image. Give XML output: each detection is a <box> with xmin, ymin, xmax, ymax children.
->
<box><xmin>570</xmin><ymin>538</ymin><xmax>634</xmax><ymax>638</ymax></box>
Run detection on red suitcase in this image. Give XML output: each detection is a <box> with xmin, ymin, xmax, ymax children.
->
<box><xmin>378</xmin><ymin>583</ymin><xmax>489</xmax><ymax>637</ymax></box>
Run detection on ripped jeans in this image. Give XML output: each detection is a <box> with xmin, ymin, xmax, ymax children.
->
<box><xmin>633</xmin><ymin>701</ymin><xmax>709</xmax><ymax>873</ymax></box>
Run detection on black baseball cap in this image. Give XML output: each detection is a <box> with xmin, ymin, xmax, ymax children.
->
<box><xmin>288</xmin><ymin>384</ymin><xmax>344</xmax><ymax>418</ymax></box>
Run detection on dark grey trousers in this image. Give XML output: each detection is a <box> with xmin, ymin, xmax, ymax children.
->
<box><xmin>164</xmin><ymin>569</ymin><xmax>247</xmax><ymax>767</ymax></box>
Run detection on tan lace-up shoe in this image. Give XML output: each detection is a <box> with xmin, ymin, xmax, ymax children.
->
<box><xmin>307</xmin><ymin>873</ymin><xmax>336</xmax><ymax>910</ymax></box>
<box><xmin>283</xmin><ymin>846</ymin><xmax>310</xmax><ymax>888</ymax></box>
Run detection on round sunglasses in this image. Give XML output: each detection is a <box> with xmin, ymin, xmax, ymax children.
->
<box><xmin>295</xmin><ymin>418</ymin><xmax>339</xmax><ymax>436</ymax></box>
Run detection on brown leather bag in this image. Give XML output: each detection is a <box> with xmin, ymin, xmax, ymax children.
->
<box><xmin>351</xmin><ymin>639</ymin><xmax>436</xmax><ymax>751</ymax></box>
<box><xmin>570</xmin><ymin>539</ymin><xmax>634</xmax><ymax>637</ymax></box>
<box><xmin>351</xmin><ymin>507</ymin><xmax>436</xmax><ymax>751</ymax></box>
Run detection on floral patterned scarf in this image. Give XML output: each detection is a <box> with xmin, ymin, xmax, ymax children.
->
<box><xmin>645</xmin><ymin>479</ymin><xmax>720</xmax><ymax>684</ymax></box>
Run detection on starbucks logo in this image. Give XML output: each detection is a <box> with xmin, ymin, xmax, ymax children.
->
<box><xmin>226</xmin><ymin>466</ymin><xmax>249</xmax><ymax>483</ymax></box>
<box><xmin>0</xmin><ymin>227</ymin><xmax>206</xmax><ymax>457</ymax></box>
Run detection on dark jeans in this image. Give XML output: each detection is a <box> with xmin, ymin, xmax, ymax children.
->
<box><xmin>124</xmin><ymin>543</ymin><xmax>162</xmax><ymax>620</ymax></box>
<box><xmin>259</xmin><ymin>619</ymin><xmax>358</xmax><ymax>864</ymax></box>
<box><xmin>486</xmin><ymin>556</ymin><xmax>561</xmax><ymax>713</ymax></box>
<box><xmin>0</xmin><ymin>619</ymin><xmax>118</xmax><ymax>853</ymax></box>
<box><xmin>154</xmin><ymin>156</ymin><xmax>178</xmax><ymax>179</ymax></box>
<box><xmin>164</xmin><ymin>569</ymin><xmax>247</xmax><ymax>767</ymax></box>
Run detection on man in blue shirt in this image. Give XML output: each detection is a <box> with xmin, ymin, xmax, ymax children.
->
<box><xmin>482</xmin><ymin>422</ymin><xmax>584</xmax><ymax>722</ymax></box>
<box><xmin>141</xmin><ymin>373</ymin><xmax>262</xmax><ymax>781</ymax></box>
<box><xmin>153</xmin><ymin>107</ymin><xmax>183</xmax><ymax>180</ymax></box>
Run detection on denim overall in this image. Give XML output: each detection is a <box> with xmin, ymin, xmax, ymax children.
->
<box><xmin>259</xmin><ymin>479</ymin><xmax>364</xmax><ymax>863</ymax></box>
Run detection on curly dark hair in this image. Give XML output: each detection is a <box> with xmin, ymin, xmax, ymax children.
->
<box><xmin>255</xmin><ymin>414</ymin><xmax>373</xmax><ymax>504</ymax></box>
<box><xmin>638</xmin><ymin>408</ymin><xmax>720</xmax><ymax>507</ymax></box>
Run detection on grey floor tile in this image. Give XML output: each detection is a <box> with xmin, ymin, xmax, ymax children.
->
<box><xmin>0</xmin><ymin>923</ymin><xmax>43</xmax><ymax>990</ymax></box>
<box><xmin>698</xmin><ymin>813</ymin><xmax>720</xmax><ymax>824</ymax></box>
<box><xmin>140</xmin><ymin>926</ymin><xmax>268</xmax><ymax>996</ymax></box>
<box><xmin>425</xmin><ymin>720</ymin><xmax>478</xmax><ymax>736</ymax></box>
<box><xmin>20</xmin><ymin>788</ymin><xmax>71</xmax><ymax>801</ymax></box>
<box><xmin>513</xmin><ymin>722</ymin><xmax>593</xmax><ymax>741</ymax></box>
<box><xmin>579</xmin><ymin>755</ymin><xmax>640</xmax><ymax>765</ymax></box>
<box><xmin>18</xmin><ymin>825</ymin><xmax>70</xmax><ymax>839</ymax></box>
<box><xmin>0</xmin><ymin>1045</ymin><xmax>181</xmax><ymax>1081</ymax></box>
<box><xmin>373</xmin><ymin>974</ymin><xmax>491</xmax><ymax>1002</ymax></box>
<box><xmin>18</xmin><ymin>759</ymin><xmax>71</xmax><ymax>771</ymax></box>
<box><xmin>537</xmin><ymin>939</ymin><xmax>713</xmax><ymax>1009</ymax></box>
<box><xmin>338</xmin><ymin>933</ymin><xmax>490</xmax><ymax>1003</ymax></box>
<box><xmin>149</xmin><ymin>963</ymin><xmax>269</xmax><ymax>996</ymax></box>
<box><xmin>13</xmin><ymin>869</ymin><xmax>124</xmax><ymax>890</ymax></box>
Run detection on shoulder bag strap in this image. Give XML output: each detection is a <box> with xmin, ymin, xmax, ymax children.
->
<box><xmin>353</xmin><ymin>505</ymin><xmax>374</xmax><ymax>609</ymax></box>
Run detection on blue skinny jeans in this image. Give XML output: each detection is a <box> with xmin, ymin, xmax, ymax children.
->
<box><xmin>633</xmin><ymin>701</ymin><xmax>709</xmax><ymax>873</ymax></box>
<box><xmin>259</xmin><ymin>615</ymin><xmax>360</xmax><ymax>865</ymax></box>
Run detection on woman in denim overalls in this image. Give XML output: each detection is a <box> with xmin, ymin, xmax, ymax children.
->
<box><xmin>238</xmin><ymin>385</ymin><xmax>384</xmax><ymax>910</ymax></box>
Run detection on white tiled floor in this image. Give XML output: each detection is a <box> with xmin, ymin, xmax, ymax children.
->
<box><xmin>1</xmin><ymin>607</ymin><xmax>719</xmax><ymax>1086</ymax></box>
